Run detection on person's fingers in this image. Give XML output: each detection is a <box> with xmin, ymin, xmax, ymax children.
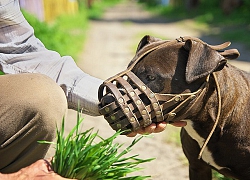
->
<box><xmin>126</xmin><ymin>121</ymin><xmax>168</xmax><ymax>137</ymax></box>
<box><xmin>43</xmin><ymin>159</ymin><xmax>53</xmax><ymax>171</ymax></box>
<box><xmin>126</xmin><ymin>127</ymin><xmax>147</xmax><ymax>137</ymax></box>
<box><xmin>39</xmin><ymin>159</ymin><xmax>76</xmax><ymax>180</ymax></box>
<box><xmin>142</xmin><ymin>123</ymin><xmax>157</xmax><ymax>134</ymax></box>
<box><xmin>154</xmin><ymin>122</ymin><xmax>167</xmax><ymax>133</ymax></box>
<box><xmin>126</xmin><ymin>123</ymin><xmax>156</xmax><ymax>137</ymax></box>
<box><xmin>126</xmin><ymin>131</ymin><xmax>137</xmax><ymax>137</ymax></box>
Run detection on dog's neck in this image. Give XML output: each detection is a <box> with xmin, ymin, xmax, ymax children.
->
<box><xmin>189</xmin><ymin>64</ymin><xmax>250</xmax><ymax>141</ymax></box>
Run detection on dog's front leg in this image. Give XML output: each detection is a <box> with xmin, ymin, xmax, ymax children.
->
<box><xmin>181</xmin><ymin>128</ymin><xmax>212</xmax><ymax>180</ymax></box>
<box><xmin>189</xmin><ymin>163</ymin><xmax>212</xmax><ymax>180</ymax></box>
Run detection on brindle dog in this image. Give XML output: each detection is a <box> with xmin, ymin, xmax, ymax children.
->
<box><xmin>99</xmin><ymin>35</ymin><xmax>250</xmax><ymax>179</ymax></box>
<box><xmin>129</xmin><ymin>36</ymin><xmax>250</xmax><ymax>180</ymax></box>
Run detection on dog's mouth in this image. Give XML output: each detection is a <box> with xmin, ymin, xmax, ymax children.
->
<box><xmin>99</xmin><ymin>85</ymin><xmax>189</xmax><ymax>129</ymax></box>
<box><xmin>169</xmin><ymin>120</ymin><xmax>187</xmax><ymax>127</ymax></box>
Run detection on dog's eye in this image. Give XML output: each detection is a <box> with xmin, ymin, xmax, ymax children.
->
<box><xmin>146</xmin><ymin>74</ymin><xmax>156</xmax><ymax>81</ymax></box>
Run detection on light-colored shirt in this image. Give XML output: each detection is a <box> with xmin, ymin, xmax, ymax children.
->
<box><xmin>0</xmin><ymin>0</ymin><xmax>103</xmax><ymax>116</ymax></box>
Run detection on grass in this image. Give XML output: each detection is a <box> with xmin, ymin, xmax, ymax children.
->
<box><xmin>39</xmin><ymin>111</ymin><xmax>154</xmax><ymax>180</ymax></box>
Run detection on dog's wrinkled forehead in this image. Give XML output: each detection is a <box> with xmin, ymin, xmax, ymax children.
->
<box><xmin>128</xmin><ymin>37</ymin><xmax>173</xmax><ymax>68</ymax></box>
<box><xmin>128</xmin><ymin>35</ymin><xmax>240</xmax><ymax>67</ymax></box>
<box><xmin>127</xmin><ymin>36</ymin><xmax>210</xmax><ymax>68</ymax></box>
<box><xmin>127</xmin><ymin>35</ymin><xmax>240</xmax><ymax>84</ymax></box>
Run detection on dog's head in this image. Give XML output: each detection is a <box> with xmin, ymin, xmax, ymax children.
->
<box><xmin>98</xmin><ymin>36</ymin><xmax>240</xmax><ymax>133</ymax></box>
<box><xmin>131</xmin><ymin>35</ymin><xmax>239</xmax><ymax>94</ymax></box>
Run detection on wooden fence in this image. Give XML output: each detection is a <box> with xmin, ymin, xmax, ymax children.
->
<box><xmin>19</xmin><ymin>0</ymin><xmax>79</xmax><ymax>22</ymax></box>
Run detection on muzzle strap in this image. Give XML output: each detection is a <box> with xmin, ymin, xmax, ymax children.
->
<box><xmin>98</xmin><ymin>37</ymin><xmax>212</xmax><ymax>134</ymax></box>
<box><xmin>164</xmin><ymin>94</ymin><xmax>196</xmax><ymax>121</ymax></box>
<box><xmin>99</xmin><ymin>82</ymin><xmax>141</xmax><ymax>131</ymax></box>
<box><xmin>126</xmin><ymin>71</ymin><xmax>164</xmax><ymax>122</ymax></box>
<box><xmin>115</xmin><ymin>76</ymin><xmax>152</xmax><ymax>127</ymax></box>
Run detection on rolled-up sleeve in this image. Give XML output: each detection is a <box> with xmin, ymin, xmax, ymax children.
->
<box><xmin>0</xmin><ymin>0</ymin><xmax>103</xmax><ymax>116</ymax></box>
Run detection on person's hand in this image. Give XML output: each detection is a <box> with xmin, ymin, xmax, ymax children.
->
<box><xmin>126</xmin><ymin>121</ymin><xmax>167</xmax><ymax>137</ymax></box>
<box><xmin>0</xmin><ymin>159</ymin><xmax>75</xmax><ymax>180</ymax></box>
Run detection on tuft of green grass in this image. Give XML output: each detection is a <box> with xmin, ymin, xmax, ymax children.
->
<box><xmin>39</xmin><ymin>111</ymin><xmax>154</xmax><ymax>180</ymax></box>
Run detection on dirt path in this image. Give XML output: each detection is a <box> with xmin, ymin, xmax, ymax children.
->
<box><xmin>49</xmin><ymin>1</ymin><xmax>250</xmax><ymax>179</ymax></box>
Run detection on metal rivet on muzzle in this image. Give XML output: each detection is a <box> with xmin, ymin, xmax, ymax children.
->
<box><xmin>142</xmin><ymin>109</ymin><xmax>147</xmax><ymax>115</ymax></box>
<box><xmin>105</xmin><ymin>107</ymin><xmax>110</xmax><ymax>112</ymax></box>
<box><xmin>111</xmin><ymin>115</ymin><xmax>116</xmax><ymax>120</ymax></box>
<box><xmin>130</xmin><ymin>91</ymin><xmax>135</xmax><ymax>96</ymax></box>
<box><xmin>144</xmin><ymin>119</ymin><xmax>151</xmax><ymax>126</ymax></box>
<box><xmin>124</xmin><ymin>107</ymin><xmax>129</xmax><ymax>113</ymax></box>
<box><xmin>141</xmin><ymin>85</ymin><xmax>147</xmax><ymax>90</ymax></box>
<box><xmin>118</xmin><ymin>98</ymin><xmax>124</xmax><ymax>104</ymax></box>
<box><xmin>136</xmin><ymin>100</ymin><xmax>142</xmax><ymax>105</ymax></box>
<box><xmin>156</xmin><ymin>111</ymin><xmax>161</xmax><ymax>115</ymax></box>
<box><xmin>130</xmin><ymin>117</ymin><xmax>136</xmax><ymax>122</ymax></box>
<box><xmin>175</xmin><ymin>95</ymin><xmax>181</xmax><ymax>102</ymax></box>
<box><xmin>117</xmin><ymin>124</ymin><xmax>121</xmax><ymax>129</ymax></box>
<box><xmin>149</xmin><ymin>93</ymin><xmax>155</xmax><ymax>98</ymax></box>
<box><xmin>123</xmin><ymin>75</ymin><xmax>128</xmax><ymax>80</ymax></box>
<box><xmin>153</xmin><ymin>103</ymin><xmax>158</xmax><ymax>109</ymax></box>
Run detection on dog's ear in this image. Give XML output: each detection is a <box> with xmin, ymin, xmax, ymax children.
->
<box><xmin>220</xmin><ymin>49</ymin><xmax>240</xmax><ymax>60</ymax></box>
<box><xmin>184</xmin><ymin>39</ymin><xmax>227</xmax><ymax>83</ymax></box>
<box><xmin>136</xmin><ymin>35</ymin><xmax>162</xmax><ymax>53</ymax></box>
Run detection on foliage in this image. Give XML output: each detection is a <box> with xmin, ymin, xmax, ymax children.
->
<box><xmin>137</xmin><ymin>0</ymin><xmax>160</xmax><ymax>6</ymax></box>
<box><xmin>141</xmin><ymin>0</ymin><xmax>250</xmax><ymax>24</ymax></box>
<box><xmin>22</xmin><ymin>0</ymin><xmax>121</xmax><ymax>61</ymax></box>
<box><xmin>39</xmin><ymin>112</ymin><xmax>153</xmax><ymax>180</ymax></box>
<box><xmin>22</xmin><ymin>9</ymin><xmax>88</xmax><ymax>60</ymax></box>
<box><xmin>139</xmin><ymin>0</ymin><xmax>250</xmax><ymax>47</ymax></box>
<box><xmin>87</xmin><ymin>0</ymin><xmax>122</xmax><ymax>19</ymax></box>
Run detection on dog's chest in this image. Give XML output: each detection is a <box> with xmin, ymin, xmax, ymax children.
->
<box><xmin>184</xmin><ymin>121</ymin><xmax>226</xmax><ymax>170</ymax></box>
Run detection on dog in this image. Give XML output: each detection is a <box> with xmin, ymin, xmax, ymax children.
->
<box><xmin>128</xmin><ymin>35</ymin><xmax>250</xmax><ymax>180</ymax></box>
<box><xmin>99</xmin><ymin>35</ymin><xmax>250</xmax><ymax>179</ymax></box>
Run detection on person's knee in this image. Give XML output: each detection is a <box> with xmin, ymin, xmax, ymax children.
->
<box><xmin>0</xmin><ymin>73</ymin><xmax>68</xmax><ymax>141</ymax></box>
<box><xmin>0</xmin><ymin>73</ymin><xmax>68</xmax><ymax>173</ymax></box>
<box><xmin>23</xmin><ymin>73</ymin><xmax>68</xmax><ymax>136</ymax></box>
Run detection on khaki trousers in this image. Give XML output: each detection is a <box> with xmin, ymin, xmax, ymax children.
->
<box><xmin>0</xmin><ymin>73</ymin><xmax>67</xmax><ymax>173</ymax></box>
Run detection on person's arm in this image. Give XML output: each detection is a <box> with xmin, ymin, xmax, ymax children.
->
<box><xmin>0</xmin><ymin>0</ymin><xmax>102</xmax><ymax>116</ymax></box>
<box><xmin>0</xmin><ymin>0</ymin><xmax>167</xmax><ymax>136</ymax></box>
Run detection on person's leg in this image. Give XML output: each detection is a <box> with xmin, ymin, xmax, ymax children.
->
<box><xmin>0</xmin><ymin>73</ymin><xmax>67</xmax><ymax>173</ymax></box>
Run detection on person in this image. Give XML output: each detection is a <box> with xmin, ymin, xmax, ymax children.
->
<box><xmin>0</xmin><ymin>0</ymin><xmax>167</xmax><ymax>179</ymax></box>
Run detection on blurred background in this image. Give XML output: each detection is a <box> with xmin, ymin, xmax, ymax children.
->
<box><xmin>20</xmin><ymin>0</ymin><xmax>250</xmax><ymax>62</ymax></box>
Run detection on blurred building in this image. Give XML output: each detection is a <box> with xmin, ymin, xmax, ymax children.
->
<box><xmin>19</xmin><ymin>0</ymin><xmax>79</xmax><ymax>22</ymax></box>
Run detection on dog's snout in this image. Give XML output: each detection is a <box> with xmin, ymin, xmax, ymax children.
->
<box><xmin>100</xmin><ymin>94</ymin><xmax>115</xmax><ymax>107</ymax></box>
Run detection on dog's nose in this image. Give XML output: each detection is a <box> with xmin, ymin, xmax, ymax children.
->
<box><xmin>100</xmin><ymin>94</ymin><xmax>115</xmax><ymax>107</ymax></box>
<box><xmin>99</xmin><ymin>88</ymin><xmax>126</xmax><ymax>107</ymax></box>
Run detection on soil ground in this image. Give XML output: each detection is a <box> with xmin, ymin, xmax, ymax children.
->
<box><xmin>47</xmin><ymin>1</ymin><xmax>250</xmax><ymax>179</ymax></box>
